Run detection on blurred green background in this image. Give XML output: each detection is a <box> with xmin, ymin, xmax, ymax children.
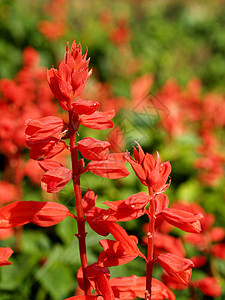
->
<box><xmin>0</xmin><ymin>0</ymin><xmax>224</xmax><ymax>299</ymax></box>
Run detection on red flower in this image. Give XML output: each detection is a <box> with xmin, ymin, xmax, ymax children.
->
<box><xmin>25</xmin><ymin>116</ymin><xmax>66</xmax><ymax>142</ymax></box>
<box><xmin>28</xmin><ymin>137</ymin><xmax>67</xmax><ymax>161</ymax></box>
<box><xmin>160</xmin><ymin>208</ymin><xmax>202</xmax><ymax>233</ymax></box>
<box><xmin>41</xmin><ymin>165</ymin><xmax>72</xmax><ymax>193</ymax></box>
<box><xmin>157</xmin><ymin>253</ymin><xmax>194</xmax><ymax>285</ymax></box>
<box><xmin>110</xmin><ymin>276</ymin><xmax>175</xmax><ymax>299</ymax></box>
<box><xmin>0</xmin><ymin>201</ymin><xmax>74</xmax><ymax>228</ymax></box>
<box><xmin>85</xmin><ymin>153</ymin><xmax>129</xmax><ymax>179</ymax></box>
<box><xmin>211</xmin><ymin>243</ymin><xmax>225</xmax><ymax>259</ymax></box>
<box><xmin>102</xmin><ymin>192</ymin><xmax>149</xmax><ymax>221</ymax></box>
<box><xmin>80</xmin><ymin>110</ymin><xmax>115</xmax><ymax>130</ymax></box>
<box><xmin>0</xmin><ymin>181</ymin><xmax>18</xmax><ymax>204</ymax></box>
<box><xmin>85</xmin><ymin>263</ymin><xmax>115</xmax><ymax>300</ymax></box>
<box><xmin>0</xmin><ymin>247</ymin><xmax>13</xmax><ymax>266</ymax></box>
<box><xmin>47</xmin><ymin>40</ymin><xmax>92</xmax><ymax>111</ymax></box>
<box><xmin>98</xmin><ymin>238</ymin><xmax>139</xmax><ymax>267</ymax></box>
<box><xmin>39</xmin><ymin>159</ymin><xmax>72</xmax><ymax>193</ymax></box>
<box><xmin>189</xmin><ymin>256</ymin><xmax>207</xmax><ymax>268</ymax></box>
<box><xmin>72</xmin><ymin>99</ymin><xmax>99</xmax><ymax>115</ymax></box>
<box><xmin>81</xmin><ymin>189</ymin><xmax>97</xmax><ymax>214</ymax></box>
<box><xmin>191</xmin><ymin>277</ymin><xmax>222</xmax><ymax>297</ymax></box>
<box><xmin>126</xmin><ymin>143</ymin><xmax>171</xmax><ymax>195</ymax></box>
<box><xmin>78</xmin><ymin>137</ymin><xmax>111</xmax><ymax>161</ymax></box>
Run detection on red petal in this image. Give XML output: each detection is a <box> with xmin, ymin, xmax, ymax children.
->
<box><xmin>161</xmin><ymin>208</ymin><xmax>203</xmax><ymax>233</ymax></box>
<box><xmin>0</xmin><ymin>201</ymin><xmax>73</xmax><ymax>228</ymax></box>
<box><xmin>72</xmin><ymin>99</ymin><xmax>99</xmax><ymax>115</ymax></box>
<box><xmin>78</xmin><ymin>137</ymin><xmax>110</xmax><ymax>161</ymax></box>
<box><xmin>82</xmin><ymin>189</ymin><xmax>97</xmax><ymax>214</ymax></box>
<box><xmin>0</xmin><ymin>247</ymin><xmax>13</xmax><ymax>266</ymax></box>
<box><xmin>80</xmin><ymin>110</ymin><xmax>115</xmax><ymax>130</ymax></box>
<box><xmin>86</xmin><ymin>153</ymin><xmax>129</xmax><ymax>179</ymax></box>
<box><xmin>158</xmin><ymin>253</ymin><xmax>194</xmax><ymax>285</ymax></box>
<box><xmin>41</xmin><ymin>166</ymin><xmax>72</xmax><ymax>193</ymax></box>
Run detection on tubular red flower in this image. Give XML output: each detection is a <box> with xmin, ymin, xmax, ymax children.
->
<box><xmin>41</xmin><ymin>166</ymin><xmax>72</xmax><ymax>193</ymax></box>
<box><xmin>98</xmin><ymin>239</ymin><xmax>139</xmax><ymax>267</ymax></box>
<box><xmin>85</xmin><ymin>263</ymin><xmax>115</xmax><ymax>300</ymax></box>
<box><xmin>81</xmin><ymin>189</ymin><xmax>97</xmax><ymax>214</ymax></box>
<box><xmin>110</xmin><ymin>276</ymin><xmax>175</xmax><ymax>299</ymax></box>
<box><xmin>191</xmin><ymin>277</ymin><xmax>222</xmax><ymax>297</ymax></box>
<box><xmin>25</xmin><ymin>116</ymin><xmax>66</xmax><ymax>142</ymax></box>
<box><xmin>160</xmin><ymin>208</ymin><xmax>203</xmax><ymax>233</ymax></box>
<box><xmin>85</xmin><ymin>153</ymin><xmax>129</xmax><ymax>179</ymax></box>
<box><xmin>28</xmin><ymin>138</ymin><xmax>67</xmax><ymax>161</ymax></box>
<box><xmin>72</xmin><ymin>99</ymin><xmax>99</xmax><ymax>115</ymax></box>
<box><xmin>80</xmin><ymin>110</ymin><xmax>115</xmax><ymax>130</ymax></box>
<box><xmin>102</xmin><ymin>192</ymin><xmax>149</xmax><ymax>221</ymax></box>
<box><xmin>0</xmin><ymin>247</ymin><xmax>13</xmax><ymax>266</ymax></box>
<box><xmin>78</xmin><ymin>137</ymin><xmax>111</xmax><ymax>161</ymax></box>
<box><xmin>0</xmin><ymin>201</ymin><xmax>74</xmax><ymax>228</ymax></box>
<box><xmin>158</xmin><ymin>253</ymin><xmax>194</xmax><ymax>285</ymax></box>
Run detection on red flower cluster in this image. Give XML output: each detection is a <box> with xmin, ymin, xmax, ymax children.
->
<box><xmin>0</xmin><ymin>39</ymin><xmax>208</xmax><ymax>300</ymax></box>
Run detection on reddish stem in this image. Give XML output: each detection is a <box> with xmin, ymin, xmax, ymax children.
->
<box><xmin>145</xmin><ymin>190</ymin><xmax>156</xmax><ymax>300</ymax></box>
<box><xmin>69</xmin><ymin>109</ymin><xmax>91</xmax><ymax>295</ymax></box>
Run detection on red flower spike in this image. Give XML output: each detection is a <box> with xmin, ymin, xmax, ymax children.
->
<box><xmin>80</xmin><ymin>110</ymin><xmax>115</xmax><ymax>130</ymax></box>
<box><xmin>160</xmin><ymin>208</ymin><xmax>203</xmax><ymax>233</ymax></box>
<box><xmin>158</xmin><ymin>253</ymin><xmax>194</xmax><ymax>285</ymax></box>
<box><xmin>47</xmin><ymin>41</ymin><xmax>92</xmax><ymax>111</ymax></box>
<box><xmin>41</xmin><ymin>166</ymin><xmax>72</xmax><ymax>193</ymax></box>
<box><xmin>81</xmin><ymin>189</ymin><xmax>97</xmax><ymax>214</ymax></box>
<box><xmin>191</xmin><ymin>277</ymin><xmax>222</xmax><ymax>297</ymax></box>
<box><xmin>126</xmin><ymin>144</ymin><xmax>171</xmax><ymax>194</ymax></box>
<box><xmin>0</xmin><ymin>201</ymin><xmax>74</xmax><ymax>228</ymax></box>
<box><xmin>0</xmin><ymin>247</ymin><xmax>13</xmax><ymax>266</ymax></box>
<box><xmin>28</xmin><ymin>138</ymin><xmax>67</xmax><ymax>161</ymax></box>
<box><xmin>72</xmin><ymin>99</ymin><xmax>99</xmax><ymax>115</ymax></box>
<box><xmin>85</xmin><ymin>153</ymin><xmax>129</xmax><ymax>179</ymax></box>
<box><xmin>78</xmin><ymin>137</ymin><xmax>110</xmax><ymax>161</ymax></box>
<box><xmin>110</xmin><ymin>276</ymin><xmax>175</xmax><ymax>300</ymax></box>
<box><xmin>98</xmin><ymin>239</ymin><xmax>139</xmax><ymax>267</ymax></box>
<box><xmin>25</xmin><ymin>116</ymin><xmax>66</xmax><ymax>142</ymax></box>
<box><xmin>103</xmin><ymin>192</ymin><xmax>149</xmax><ymax>221</ymax></box>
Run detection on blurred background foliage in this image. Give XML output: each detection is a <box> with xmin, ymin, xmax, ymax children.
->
<box><xmin>0</xmin><ymin>0</ymin><xmax>224</xmax><ymax>299</ymax></box>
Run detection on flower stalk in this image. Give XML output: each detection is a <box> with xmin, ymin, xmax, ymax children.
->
<box><xmin>68</xmin><ymin>108</ymin><xmax>91</xmax><ymax>295</ymax></box>
<box><xmin>145</xmin><ymin>192</ymin><xmax>156</xmax><ymax>300</ymax></box>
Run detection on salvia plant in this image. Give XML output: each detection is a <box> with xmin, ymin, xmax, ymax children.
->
<box><xmin>0</xmin><ymin>40</ymin><xmax>206</xmax><ymax>300</ymax></box>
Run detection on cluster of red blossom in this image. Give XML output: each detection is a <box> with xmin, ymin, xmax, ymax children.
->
<box><xmin>84</xmin><ymin>73</ymin><xmax>225</xmax><ymax>187</ymax></box>
<box><xmin>0</xmin><ymin>46</ymin><xmax>61</xmax><ymax>243</ymax></box>
<box><xmin>1</xmin><ymin>40</ymin><xmax>220</xmax><ymax>300</ymax></box>
<box><xmin>38</xmin><ymin>0</ymin><xmax>67</xmax><ymax>41</ymax></box>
